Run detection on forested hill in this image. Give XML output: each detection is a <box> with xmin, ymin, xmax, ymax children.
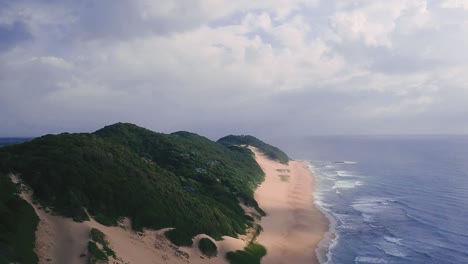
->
<box><xmin>0</xmin><ymin>123</ymin><xmax>288</xmax><ymax>263</ymax></box>
<box><xmin>218</xmin><ymin>135</ymin><xmax>290</xmax><ymax>164</ymax></box>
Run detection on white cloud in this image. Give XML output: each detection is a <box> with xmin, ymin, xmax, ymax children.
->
<box><xmin>329</xmin><ymin>0</ymin><xmax>433</xmax><ymax>47</ymax></box>
<box><xmin>441</xmin><ymin>0</ymin><xmax>468</xmax><ymax>10</ymax></box>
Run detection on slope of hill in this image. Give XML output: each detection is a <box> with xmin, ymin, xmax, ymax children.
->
<box><xmin>218</xmin><ymin>135</ymin><xmax>290</xmax><ymax>164</ymax></box>
<box><xmin>0</xmin><ymin>124</ymin><xmax>264</xmax><ymax>246</ymax></box>
<box><xmin>0</xmin><ymin>176</ymin><xmax>39</xmax><ymax>264</ymax></box>
<box><xmin>0</xmin><ymin>123</ymin><xmax>288</xmax><ymax>263</ymax></box>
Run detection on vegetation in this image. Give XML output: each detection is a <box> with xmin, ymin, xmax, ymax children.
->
<box><xmin>0</xmin><ymin>176</ymin><xmax>39</xmax><ymax>264</ymax></box>
<box><xmin>88</xmin><ymin>241</ymin><xmax>107</xmax><ymax>263</ymax></box>
<box><xmin>88</xmin><ymin>228</ymin><xmax>115</xmax><ymax>263</ymax></box>
<box><xmin>198</xmin><ymin>238</ymin><xmax>217</xmax><ymax>257</ymax></box>
<box><xmin>278</xmin><ymin>175</ymin><xmax>290</xmax><ymax>182</ymax></box>
<box><xmin>0</xmin><ymin>123</ymin><xmax>288</xmax><ymax>248</ymax></box>
<box><xmin>226</xmin><ymin>242</ymin><xmax>267</xmax><ymax>264</ymax></box>
<box><xmin>218</xmin><ymin>135</ymin><xmax>290</xmax><ymax>164</ymax></box>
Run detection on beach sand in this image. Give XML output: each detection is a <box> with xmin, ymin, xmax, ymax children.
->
<box><xmin>251</xmin><ymin>147</ymin><xmax>329</xmax><ymax>264</ymax></box>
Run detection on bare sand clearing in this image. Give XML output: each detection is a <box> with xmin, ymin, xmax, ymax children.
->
<box><xmin>251</xmin><ymin>148</ymin><xmax>329</xmax><ymax>264</ymax></box>
<box><xmin>10</xmin><ymin>174</ymin><xmax>245</xmax><ymax>264</ymax></box>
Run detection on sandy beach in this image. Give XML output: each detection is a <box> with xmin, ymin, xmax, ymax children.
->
<box><xmin>251</xmin><ymin>147</ymin><xmax>329</xmax><ymax>264</ymax></box>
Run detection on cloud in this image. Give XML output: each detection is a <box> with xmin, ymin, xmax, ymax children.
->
<box><xmin>0</xmin><ymin>21</ymin><xmax>32</xmax><ymax>51</ymax></box>
<box><xmin>0</xmin><ymin>0</ymin><xmax>467</xmax><ymax>137</ymax></box>
<box><xmin>441</xmin><ymin>0</ymin><xmax>468</xmax><ymax>10</ymax></box>
<box><xmin>329</xmin><ymin>0</ymin><xmax>433</xmax><ymax>47</ymax></box>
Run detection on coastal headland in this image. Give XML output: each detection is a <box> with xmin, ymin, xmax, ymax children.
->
<box><xmin>0</xmin><ymin>124</ymin><xmax>328</xmax><ymax>264</ymax></box>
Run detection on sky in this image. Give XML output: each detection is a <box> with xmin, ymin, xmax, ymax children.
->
<box><xmin>1</xmin><ymin>0</ymin><xmax>468</xmax><ymax>139</ymax></box>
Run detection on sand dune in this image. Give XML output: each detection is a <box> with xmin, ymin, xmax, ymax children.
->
<box><xmin>10</xmin><ymin>174</ymin><xmax>245</xmax><ymax>264</ymax></box>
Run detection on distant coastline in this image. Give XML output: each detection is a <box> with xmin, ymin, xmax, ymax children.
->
<box><xmin>0</xmin><ymin>137</ymin><xmax>33</xmax><ymax>147</ymax></box>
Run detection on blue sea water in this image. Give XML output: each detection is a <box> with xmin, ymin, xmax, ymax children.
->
<box><xmin>277</xmin><ymin>135</ymin><xmax>468</xmax><ymax>264</ymax></box>
<box><xmin>0</xmin><ymin>137</ymin><xmax>32</xmax><ymax>147</ymax></box>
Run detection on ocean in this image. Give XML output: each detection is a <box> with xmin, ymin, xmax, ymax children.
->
<box><xmin>277</xmin><ymin>135</ymin><xmax>468</xmax><ymax>264</ymax></box>
<box><xmin>0</xmin><ymin>138</ymin><xmax>32</xmax><ymax>147</ymax></box>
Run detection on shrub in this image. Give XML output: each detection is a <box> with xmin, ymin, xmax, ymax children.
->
<box><xmin>0</xmin><ymin>175</ymin><xmax>39</xmax><ymax>264</ymax></box>
<box><xmin>198</xmin><ymin>238</ymin><xmax>217</xmax><ymax>257</ymax></box>
<box><xmin>89</xmin><ymin>228</ymin><xmax>115</xmax><ymax>259</ymax></box>
<box><xmin>88</xmin><ymin>241</ymin><xmax>107</xmax><ymax>263</ymax></box>
<box><xmin>226</xmin><ymin>242</ymin><xmax>267</xmax><ymax>264</ymax></box>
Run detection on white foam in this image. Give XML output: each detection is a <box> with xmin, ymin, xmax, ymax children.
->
<box><xmin>333</xmin><ymin>213</ymin><xmax>360</xmax><ymax>230</ymax></box>
<box><xmin>322</xmin><ymin>172</ymin><xmax>337</xmax><ymax>180</ymax></box>
<box><xmin>351</xmin><ymin>197</ymin><xmax>392</xmax><ymax>214</ymax></box>
<box><xmin>312</xmin><ymin>186</ymin><xmax>339</xmax><ymax>264</ymax></box>
<box><xmin>314</xmin><ymin>192</ymin><xmax>332</xmax><ymax>210</ymax></box>
<box><xmin>354</xmin><ymin>256</ymin><xmax>388</xmax><ymax>263</ymax></box>
<box><xmin>332</xmin><ymin>180</ymin><xmax>363</xmax><ymax>190</ymax></box>
<box><xmin>316</xmin><ymin>228</ymin><xmax>338</xmax><ymax>264</ymax></box>
<box><xmin>334</xmin><ymin>161</ymin><xmax>357</xmax><ymax>164</ymax></box>
<box><xmin>362</xmin><ymin>213</ymin><xmax>374</xmax><ymax>223</ymax></box>
<box><xmin>336</xmin><ymin>170</ymin><xmax>354</xmax><ymax>177</ymax></box>
<box><xmin>384</xmin><ymin>236</ymin><xmax>404</xmax><ymax>246</ymax></box>
<box><xmin>376</xmin><ymin>240</ymin><xmax>408</xmax><ymax>258</ymax></box>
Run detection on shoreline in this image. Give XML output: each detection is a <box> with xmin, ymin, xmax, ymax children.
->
<box><xmin>251</xmin><ymin>147</ymin><xmax>330</xmax><ymax>264</ymax></box>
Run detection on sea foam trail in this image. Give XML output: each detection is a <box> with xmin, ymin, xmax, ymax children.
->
<box><xmin>336</xmin><ymin>170</ymin><xmax>354</xmax><ymax>177</ymax></box>
<box><xmin>354</xmin><ymin>256</ymin><xmax>388</xmax><ymax>263</ymax></box>
<box><xmin>332</xmin><ymin>180</ymin><xmax>363</xmax><ymax>190</ymax></box>
<box><xmin>309</xmin><ymin>163</ymin><xmax>337</xmax><ymax>264</ymax></box>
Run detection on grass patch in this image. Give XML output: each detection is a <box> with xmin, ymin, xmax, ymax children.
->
<box><xmin>88</xmin><ymin>241</ymin><xmax>107</xmax><ymax>263</ymax></box>
<box><xmin>278</xmin><ymin>175</ymin><xmax>290</xmax><ymax>182</ymax></box>
<box><xmin>90</xmin><ymin>228</ymin><xmax>106</xmax><ymax>244</ymax></box>
<box><xmin>198</xmin><ymin>238</ymin><xmax>217</xmax><ymax>257</ymax></box>
<box><xmin>226</xmin><ymin>242</ymin><xmax>267</xmax><ymax>264</ymax></box>
<box><xmin>88</xmin><ymin>228</ymin><xmax>115</xmax><ymax>262</ymax></box>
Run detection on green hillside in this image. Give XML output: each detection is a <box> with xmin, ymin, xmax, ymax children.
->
<box><xmin>0</xmin><ymin>123</ymin><xmax>268</xmax><ymax>251</ymax></box>
<box><xmin>218</xmin><ymin>135</ymin><xmax>290</xmax><ymax>164</ymax></box>
<box><xmin>0</xmin><ymin>176</ymin><xmax>39</xmax><ymax>264</ymax></box>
